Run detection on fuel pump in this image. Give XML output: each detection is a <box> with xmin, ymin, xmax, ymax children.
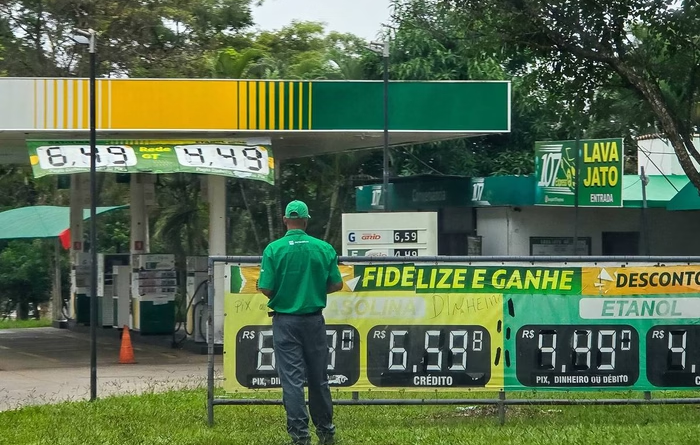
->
<box><xmin>186</xmin><ymin>256</ymin><xmax>208</xmax><ymax>343</ymax></box>
<box><xmin>98</xmin><ymin>253</ymin><xmax>130</xmax><ymax>328</ymax></box>
<box><xmin>131</xmin><ymin>254</ymin><xmax>177</xmax><ymax>335</ymax></box>
<box><xmin>73</xmin><ymin>252</ymin><xmax>91</xmax><ymax>325</ymax></box>
<box><xmin>112</xmin><ymin>265</ymin><xmax>132</xmax><ymax>329</ymax></box>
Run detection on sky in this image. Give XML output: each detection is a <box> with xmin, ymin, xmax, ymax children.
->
<box><xmin>251</xmin><ymin>0</ymin><xmax>393</xmax><ymax>41</ymax></box>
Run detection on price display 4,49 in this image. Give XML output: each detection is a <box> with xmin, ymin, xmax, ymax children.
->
<box><xmin>515</xmin><ymin>325</ymin><xmax>640</xmax><ymax>387</ymax></box>
<box><xmin>174</xmin><ymin>144</ymin><xmax>269</xmax><ymax>175</ymax></box>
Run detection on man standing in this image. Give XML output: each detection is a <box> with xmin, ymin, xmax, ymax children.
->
<box><xmin>258</xmin><ymin>200</ymin><xmax>344</xmax><ymax>445</ymax></box>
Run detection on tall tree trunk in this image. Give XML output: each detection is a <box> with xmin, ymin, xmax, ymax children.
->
<box><xmin>265</xmin><ymin>188</ymin><xmax>275</xmax><ymax>243</ymax></box>
<box><xmin>274</xmin><ymin>161</ymin><xmax>283</xmax><ymax>238</ymax></box>
<box><xmin>324</xmin><ymin>183</ymin><xmax>340</xmax><ymax>242</ymax></box>
<box><xmin>609</xmin><ymin>60</ymin><xmax>700</xmax><ymax>191</ymax></box>
<box><xmin>239</xmin><ymin>182</ymin><xmax>262</xmax><ymax>252</ymax></box>
<box><xmin>17</xmin><ymin>300</ymin><xmax>30</xmax><ymax>320</ymax></box>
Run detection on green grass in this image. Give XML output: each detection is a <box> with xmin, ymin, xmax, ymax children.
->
<box><xmin>2</xmin><ymin>390</ymin><xmax>700</xmax><ymax>445</ymax></box>
<box><xmin>0</xmin><ymin>318</ymin><xmax>52</xmax><ymax>329</ymax></box>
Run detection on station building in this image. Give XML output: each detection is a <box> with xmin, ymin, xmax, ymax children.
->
<box><xmin>354</xmin><ymin>136</ymin><xmax>700</xmax><ymax>256</ymax></box>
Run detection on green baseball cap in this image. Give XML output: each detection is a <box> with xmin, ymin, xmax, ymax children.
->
<box><xmin>285</xmin><ymin>200</ymin><xmax>311</xmax><ymax>219</ymax></box>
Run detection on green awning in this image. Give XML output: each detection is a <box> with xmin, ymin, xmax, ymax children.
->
<box><xmin>0</xmin><ymin>205</ymin><xmax>128</xmax><ymax>240</ymax></box>
<box><xmin>622</xmin><ymin>175</ymin><xmax>689</xmax><ymax>208</ymax></box>
<box><xmin>473</xmin><ymin>175</ymin><xmax>535</xmax><ymax>207</ymax></box>
<box><xmin>667</xmin><ymin>181</ymin><xmax>700</xmax><ymax>211</ymax></box>
<box><xmin>355</xmin><ymin>175</ymin><xmax>536</xmax><ymax>211</ymax></box>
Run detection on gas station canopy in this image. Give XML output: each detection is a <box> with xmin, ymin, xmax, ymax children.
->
<box><xmin>0</xmin><ymin>78</ymin><xmax>511</xmax><ymax>164</ymax></box>
<box><xmin>0</xmin><ymin>205</ymin><xmax>127</xmax><ymax>240</ymax></box>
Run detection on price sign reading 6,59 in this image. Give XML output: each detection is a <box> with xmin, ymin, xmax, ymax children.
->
<box><xmin>174</xmin><ymin>144</ymin><xmax>270</xmax><ymax>175</ymax></box>
<box><xmin>393</xmin><ymin>230</ymin><xmax>418</xmax><ymax>243</ymax></box>
<box><xmin>366</xmin><ymin>325</ymin><xmax>491</xmax><ymax>387</ymax></box>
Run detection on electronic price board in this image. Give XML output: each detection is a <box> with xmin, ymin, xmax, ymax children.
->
<box><xmin>341</xmin><ymin>212</ymin><xmax>438</xmax><ymax>258</ymax></box>
<box><xmin>515</xmin><ymin>325</ymin><xmax>639</xmax><ymax>387</ymax></box>
<box><xmin>646</xmin><ymin>325</ymin><xmax>700</xmax><ymax>387</ymax></box>
<box><xmin>222</xmin><ymin>263</ymin><xmax>700</xmax><ymax>393</ymax></box>
<box><xmin>366</xmin><ymin>325</ymin><xmax>491</xmax><ymax>387</ymax></box>
<box><xmin>236</xmin><ymin>325</ymin><xmax>361</xmax><ymax>388</ymax></box>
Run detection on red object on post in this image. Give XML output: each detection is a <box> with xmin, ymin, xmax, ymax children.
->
<box><xmin>134</xmin><ymin>241</ymin><xmax>143</xmax><ymax>251</ymax></box>
<box><xmin>59</xmin><ymin>229</ymin><xmax>71</xmax><ymax>250</ymax></box>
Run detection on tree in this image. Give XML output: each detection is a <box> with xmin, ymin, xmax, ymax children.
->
<box><xmin>357</xmin><ymin>0</ymin><xmax>592</xmax><ymax>179</ymax></box>
<box><xmin>0</xmin><ymin>240</ymin><xmax>52</xmax><ymax>319</ymax></box>
<box><xmin>0</xmin><ymin>0</ymin><xmax>256</xmax><ymax>78</ymax></box>
<box><xmin>212</xmin><ymin>21</ymin><xmax>378</xmax><ymax>250</ymax></box>
<box><xmin>439</xmin><ymin>0</ymin><xmax>700</xmax><ymax>191</ymax></box>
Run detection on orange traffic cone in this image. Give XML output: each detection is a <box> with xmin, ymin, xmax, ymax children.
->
<box><xmin>119</xmin><ymin>325</ymin><xmax>136</xmax><ymax>364</ymax></box>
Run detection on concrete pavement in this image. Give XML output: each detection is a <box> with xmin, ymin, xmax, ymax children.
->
<box><xmin>0</xmin><ymin>327</ymin><xmax>220</xmax><ymax>411</ymax></box>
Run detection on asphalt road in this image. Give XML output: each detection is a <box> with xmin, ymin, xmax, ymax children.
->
<box><xmin>0</xmin><ymin>327</ymin><xmax>219</xmax><ymax>411</ymax></box>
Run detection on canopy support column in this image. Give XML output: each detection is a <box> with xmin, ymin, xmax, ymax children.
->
<box><xmin>208</xmin><ymin>175</ymin><xmax>226</xmax><ymax>344</ymax></box>
<box><xmin>130</xmin><ymin>174</ymin><xmax>148</xmax><ymax>255</ymax></box>
<box><xmin>69</xmin><ymin>174</ymin><xmax>86</xmax><ymax>320</ymax></box>
<box><xmin>52</xmin><ymin>238</ymin><xmax>64</xmax><ymax>327</ymax></box>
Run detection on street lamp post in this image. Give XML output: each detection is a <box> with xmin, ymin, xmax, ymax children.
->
<box><xmin>73</xmin><ymin>28</ymin><xmax>98</xmax><ymax>401</ymax></box>
<box><xmin>369</xmin><ymin>40</ymin><xmax>390</xmax><ymax>211</ymax></box>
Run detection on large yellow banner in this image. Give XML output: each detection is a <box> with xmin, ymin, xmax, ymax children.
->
<box><xmin>222</xmin><ymin>262</ymin><xmax>700</xmax><ymax>393</ymax></box>
<box><xmin>223</xmin><ymin>265</ymin><xmax>504</xmax><ymax>392</ymax></box>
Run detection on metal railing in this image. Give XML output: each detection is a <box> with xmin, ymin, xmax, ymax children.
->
<box><xmin>206</xmin><ymin>255</ymin><xmax>700</xmax><ymax>426</ymax></box>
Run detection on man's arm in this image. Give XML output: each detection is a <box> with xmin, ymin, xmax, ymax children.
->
<box><xmin>326</xmin><ymin>251</ymin><xmax>343</xmax><ymax>294</ymax></box>
<box><xmin>258</xmin><ymin>248</ymin><xmax>275</xmax><ymax>299</ymax></box>
<box><xmin>327</xmin><ymin>281</ymin><xmax>343</xmax><ymax>294</ymax></box>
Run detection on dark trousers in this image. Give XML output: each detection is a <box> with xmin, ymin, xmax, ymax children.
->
<box><xmin>272</xmin><ymin>313</ymin><xmax>335</xmax><ymax>443</ymax></box>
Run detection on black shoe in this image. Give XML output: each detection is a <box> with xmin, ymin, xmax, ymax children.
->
<box><xmin>291</xmin><ymin>439</ymin><xmax>311</xmax><ymax>445</ymax></box>
<box><xmin>318</xmin><ymin>435</ymin><xmax>335</xmax><ymax>445</ymax></box>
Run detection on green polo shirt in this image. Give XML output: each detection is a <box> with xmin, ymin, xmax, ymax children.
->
<box><xmin>259</xmin><ymin>229</ymin><xmax>343</xmax><ymax>314</ymax></box>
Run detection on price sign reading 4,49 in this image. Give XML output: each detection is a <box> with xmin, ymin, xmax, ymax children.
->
<box><xmin>174</xmin><ymin>145</ymin><xmax>269</xmax><ymax>175</ymax></box>
<box><xmin>36</xmin><ymin>145</ymin><xmax>138</xmax><ymax>170</ymax></box>
<box><xmin>647</xmin><ymin>325</ymin><xmax>700</xmax><ymax>387</ymax></box>
<box><xmin>516</xmin><ymin>325</ymin><xmax>640</xmax><ymax>387</ymax></box>
<box><xmin>235</xmin><ymin>325</ymin><xmax>360</xmax><ymax>388</ymax></box>
<box><xmin>366</xmin><ymin>325</ymin><xmax>491</xmax><ymax>387</ymax></box>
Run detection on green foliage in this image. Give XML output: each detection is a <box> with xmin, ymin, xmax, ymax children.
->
<box><xmin>0</xmin><ymin>0</ymin><xmax>255</xmax><ymax>78</ymax></box>
<box><xmin>365</xmin><ymin>0</ymin><xmax>566</xmax><ymax>178</ymax></box>
<box><xmin>6</xmin><ymin>0</ymin><xmax>699</xmax><ymax>265</ymax></box>
<box><xmin>95</xmin><ymin>212</ymin><xmax>130</xmax><ymax>254</ymax></box>
<box><xmin>0</xmin><ymin>318</ymin><xmax>52</xmax><ymax>329</ymax></box>
<box><xmin>152</xmin><ymin>175</ymin><xmax>209</xmax><ymax>258</ymax></box>
<box><xmin>0</xmin><ymin>240</ymin><xmax>53</xmax><ymax>319</ymax></box>
<box><xmin>437</xmin><ymin>0</ymin><xmax>700</xmax><ymax>189</ymax></box>
<box><xmin>242</xmin><ymin>21</ymin><xmax>370</xmax><ymax>80</ymax></box>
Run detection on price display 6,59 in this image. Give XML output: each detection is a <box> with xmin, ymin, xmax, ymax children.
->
<box><xmin>393</xmin><ymin>230</ymin><xmax>418</xmax><ymax>244</ymax></box>
<box><xmin>366</xmin><ymin>325</ymin><xmax>491</xmax><ymax>388</ymax></box>
<box><xmin>515</xmin><ymin>325</ymin><xmax>639</xmax><ymax>387</ymax></box>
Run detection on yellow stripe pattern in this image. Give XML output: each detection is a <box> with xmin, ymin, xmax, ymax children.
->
<box><xmin>29</xmin><ymin>79</ymin><xmax>313</xmax><ymax>131</ymax></box>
